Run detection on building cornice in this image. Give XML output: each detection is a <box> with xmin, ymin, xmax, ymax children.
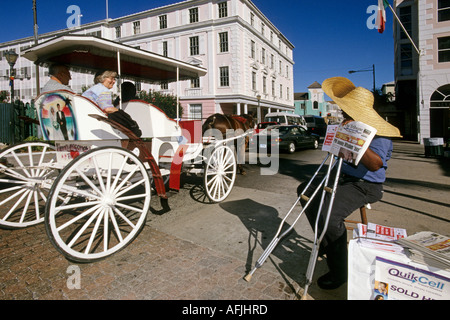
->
<box><xmin>1</xmin><ymin>20</ymin><xmax>111</xmax><ymax>47</ymax></box>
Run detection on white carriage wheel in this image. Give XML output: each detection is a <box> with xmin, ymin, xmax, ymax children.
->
<box><xmin>45</xmin><ymin>146</ymin><xmax>151</xmax><ymax>263</ymax></box>
<box><xmin>0</xmin><ymin>142</ymin><xmax>56</xmax><ymax>229</ymax></box>
<box><xmin>203</xmin><ymin>145</ymin><xmax>237</xmax><ymax>203</ymax></box>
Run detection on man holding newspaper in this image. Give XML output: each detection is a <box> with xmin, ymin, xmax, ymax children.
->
<box><xmin>301</xmin><ymin>77</ymin><xmax>402</xmax><ymax>290</ymax></box>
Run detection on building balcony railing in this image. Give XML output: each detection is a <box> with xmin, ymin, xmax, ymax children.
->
<box><xmin>185</xmin><ymin>88</ymin><xmax>203</xmax><ymax>97</ymax></box>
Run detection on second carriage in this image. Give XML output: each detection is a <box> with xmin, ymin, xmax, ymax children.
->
<box><xmin>0</xmin><ymin>35</ymin><xmax>250</xmax><ymax>262</ymax></box>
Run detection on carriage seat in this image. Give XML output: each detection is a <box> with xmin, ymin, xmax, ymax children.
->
<box><xmin>121</xmin><ymin>100</ymin><xmax>182</xmax><ymax>139</ymax></box>
<box><xmin>34</xmin><ymin>90</ymin><xmax>126</xmax><ymax>141</ymax></box>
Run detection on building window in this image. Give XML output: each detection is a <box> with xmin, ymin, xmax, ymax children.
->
<box><xmin>279</xmin><ymin>84</ymin><xmax>283</xmax><ymax>99</ymax></box>
<box><xmin>272</xmin><ymin>80</ymin><xmax>276</xmax><ymax>97</ymax></box>
<box><xmin>313</xmin><ymin>101</ymin><xmax>319</xmax><ymax>110</ymax></box>
<box><xmin>218</xmin><ymin>2</ymin><xmax>228</xmax><ymax>18</ymax></box>
<box><xmin>133</xmin><ymin>21</ymin><xmax>141</xmax><ymax>35</ymax></box>
<box><xmin>250</xmin><ymin>12</ymin><xmax>255</xmax><ymax>26</ymax></box>
<box><xmin>191</xmin><ymin>78</ymin><xmax>200</xmax><ymax>88</ymax></box>
<box><xmin>190</xmin><ymin>36</ymin><xmax>199</xmax><ymax>56</ymax></box>
<box><xmin>438</xmin><ymin>36</ymin><xmax>450</xmax><ymax>63</ymax></box>
<box><xmin>287</xmin><ymin>87</ymin><xmax>290</xmax><ymax>100</ymax></box>
<box><xmin>252</xmin><ymin>71</ymin><xmax>257</xmax><ymax>91</ymax></box>
<box><xmin>399</xmin><ymin>6</ymin><xmax>412</xmax><ymax>40</ymax></box>
<box><xmin>400</xmin><ymin>43</ymin><xmax>413</xmax><ymax>75</ymax></box>
<box><xmin>263</xmin><ymin>76</ymin><xmax>267</xmax><ymax>94</ymax></box>
<box><xmin>438</xmin><ymin>0</ymin><xmax>450</xmax><ymax>22</ymax></box>
<box><xmin>190</xmin><ymin>8</ymin><xmax>199</xmax><ymax>23</ymax></box>
<box><xmin>270</xmin><ymin>54</ymin><xmax>274</xmax><ymax>69</ymax></box>
<box><xmin>159</xmin><ymin>15</ymin><xmax>167</xmax><ymax>29</ymax></box>
<box><xmin>261</xmin><ymin>22</ymin><xmax>265</xmax><ymax>36</ymax></box>
<box><xmin>219</xmin><ymin>32</ymin><xmax>229</xmax><ymax>53</ymax></box>
<box><xmin>115</xmin><ymin>26</ymin><xmax>121</xmax><ymax>38</ymax></box>
<box><xmin>430</xmin><ymin>84</ymin><xmax>450</xmax><ymax>108</ymax></box>
<box><xmin>261</xmin><ymin>48</ymin><xmax>266</xmax><ymax>64</ymax></box>
<box><xmin>162</xmin><ymin>41</ymin><xmax>168</xmax><ymax>57</ymax></box>
<box><xmin>160</xmin><ymin>81</ymin><xmax>168</xmax><ymax>90</ymax></box>
<box><xmin>219</xmin><ymin>66</ymin><xmax>229</xmax><ymax>87</ymax></box>
<box><xmin>189</xmin><ymin>104</ymin><xmax>202</xmax><ymax>120</ymax></box>
<box><xmin>251</xmin><ymin>40</ymin><xmax>255</xmax><ymax>59</ymax></box>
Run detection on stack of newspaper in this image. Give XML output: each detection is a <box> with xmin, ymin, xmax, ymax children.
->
<box><xmin>353</xmin><ymin>222</ymin><xmax>407</xmax><ymax>254</ymax></box>
<box><xmin>396</xmin><ymin>232</ymin><xmax>450</xmax><ymax>271</ymax></box>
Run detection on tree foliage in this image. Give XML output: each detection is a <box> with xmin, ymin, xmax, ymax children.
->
<box><xmin>138</xmin><ymin>90</ymin><xmax>182</xmax><ymax>119</ymax></box>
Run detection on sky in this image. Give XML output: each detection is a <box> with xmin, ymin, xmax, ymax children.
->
<box><xmin>0</xmin><ymin>0</ymin><xmax>395</xmax><ymax>95</ymax></box>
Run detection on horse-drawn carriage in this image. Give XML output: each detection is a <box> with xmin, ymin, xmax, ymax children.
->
<box><xmin>0</xmin><ymin>35</ymin><xmax>251</xmax><ymax>262</ymax></box>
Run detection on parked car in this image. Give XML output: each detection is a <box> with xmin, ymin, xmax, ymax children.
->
<box><xmin>254</xmin><ymin>121</ymin><xmax>278</xmax><ymax>134</ymax></box>
<box><xmin>264</xmin><ymin>112</ymin><xmax>307</xmax><ymax>130</ymax></box>
<box><xmin>303</xmin><ymin>115</ymin><xmax>328</xmax><ymax>137</ymax></box>
<box><xmin>249</xmin><ymin>125</ymin><xmax>320</xmax><ymax>154</ymax></box>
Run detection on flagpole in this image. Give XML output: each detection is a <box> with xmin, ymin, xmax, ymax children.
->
<box><xmin>386</xmin><ymin>3</ymin><xmax>422</xmax><ymax>55</ymax></box>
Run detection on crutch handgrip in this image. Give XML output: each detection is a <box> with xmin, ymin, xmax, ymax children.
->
<box><xmin>324</xmin><ymin>186</ymin><xmax>333</xmax><ymax>194</ymax></box>
<box><xmin>300</xmin><ymin>194</ymin><xmax>309</xmax><ymax>202</ymax></box>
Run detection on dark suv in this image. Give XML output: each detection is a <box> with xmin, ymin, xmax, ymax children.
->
<box><xmin>303</xmin><ymin>115</ymin><xmax>327</xmax><ymax>137</ymax></box>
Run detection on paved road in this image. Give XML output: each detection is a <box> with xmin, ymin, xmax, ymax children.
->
<box><xmin>0</xmin><ymin>140</ymin><xmax>449</xmax><ymax>302</ymax></box>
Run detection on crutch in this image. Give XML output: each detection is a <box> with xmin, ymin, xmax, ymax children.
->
<box><xmin>243</xmin><ymin>152</ymin><xmax>338</xmax><ymax>282</ymax></box>
<box><xmin>301</xmin><ymin>156</ymin><xmax>343</xmax><ymax>299</ymax></box>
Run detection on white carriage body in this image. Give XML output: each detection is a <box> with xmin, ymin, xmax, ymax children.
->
<box><xmin>34</xmin><ymin>90</ymin><xmax>205</xmax><ymax>170</ymax></box>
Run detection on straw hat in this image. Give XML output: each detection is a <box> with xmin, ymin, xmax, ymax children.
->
<box><xmin>323</xmin><ymin>77</ymin><xmax>402</xmax><ymax>138</ymax></box>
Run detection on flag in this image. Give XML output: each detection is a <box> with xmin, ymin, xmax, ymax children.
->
<box><xmin>376</xmin><ymin>0</ymin><xmax>389</xmax><ymax>33</ymax></box>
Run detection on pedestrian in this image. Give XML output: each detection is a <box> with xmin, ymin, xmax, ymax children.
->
<box><xmin>300</xmin><ymin>76</ymin><xmax>402</xmax><ymax>290</ymax></box>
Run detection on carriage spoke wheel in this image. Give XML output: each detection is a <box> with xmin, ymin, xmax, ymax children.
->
<box><xmin>45</xmin><ymin>146</ymin><xmax>151</xmax><ymax>263</ymax></box>
<box><xmin>0</xmin><ymin>142</ymin><xmax>56</xmax><ymax>229</ymax></box>
<box><xmin>203</xmin><ymin>145</ymin><xmax>237</xmax><ymax>203</ymax></box>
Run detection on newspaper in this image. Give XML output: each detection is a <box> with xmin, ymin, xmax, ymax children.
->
<box><xmin>323</xmin><ymin>121</ymin><xmax>377</xmax><ymax>166</ymax></box>
<box><xmin>353</xmin><ymin>223</ymin><xmax>407</xmax><ymax>254</ymax></box>
<box><xmin>322</xmin><ymin>124</ymin><xmax>338</xmax><ymax>152</ymax></box>
<box><xmin>396</xmin><ymin>232</ymin><xmax>450</xmax><ymax>271</ymax></box>
<box><xmin>358</xmin><ymin>222</ymin><xmax>408</xmax><ymax>241</ymax></box>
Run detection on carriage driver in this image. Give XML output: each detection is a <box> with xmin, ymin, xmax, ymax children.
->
<box><xmin>41</xmin><ymin>63</ymin><xmax>74</xmax><ymax>94</ymax></box>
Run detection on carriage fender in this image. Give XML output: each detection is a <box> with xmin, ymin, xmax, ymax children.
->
<box><xmin>169</xmin><ymin>144</ymin><xmax>189</xmax><ymax>191</ymax></box>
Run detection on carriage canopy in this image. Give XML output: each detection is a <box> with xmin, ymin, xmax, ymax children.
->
<box><xmin>23</xmin><ymin>35</ymin><xmax>207</xmax><ymax>83</ymax></box>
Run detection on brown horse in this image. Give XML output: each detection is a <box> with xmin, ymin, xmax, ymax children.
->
<box><xmin>202</xmin><ymin>113</ymin><xmax>255</xmax><ymax>175</ymax></box>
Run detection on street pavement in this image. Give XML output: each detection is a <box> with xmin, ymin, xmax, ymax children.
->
<box><xmin>0</xmin><ymin>140</ymin><xmax>449</xmax><ymax>302</ymax></box>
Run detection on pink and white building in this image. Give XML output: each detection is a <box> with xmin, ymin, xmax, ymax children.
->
<box><xmin>394</xmin><ymin>0</ymin><xmax>450</xmax><ymax>142</ymax></box>
<box><xmin>0</xmin><ymin>0</ymin><xmax>295</xmax><ymax>123</ymax></box>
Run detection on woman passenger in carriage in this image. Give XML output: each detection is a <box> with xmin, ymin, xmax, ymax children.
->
<box><xmin>83</xmin><ymin>70</ymin><xmax>142</xmax><ymax>138</ymax></box>
<box><xmin>82</xmin><ymin>70</ymin><xmax>119</xmax><ymax>114</ymax></box>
